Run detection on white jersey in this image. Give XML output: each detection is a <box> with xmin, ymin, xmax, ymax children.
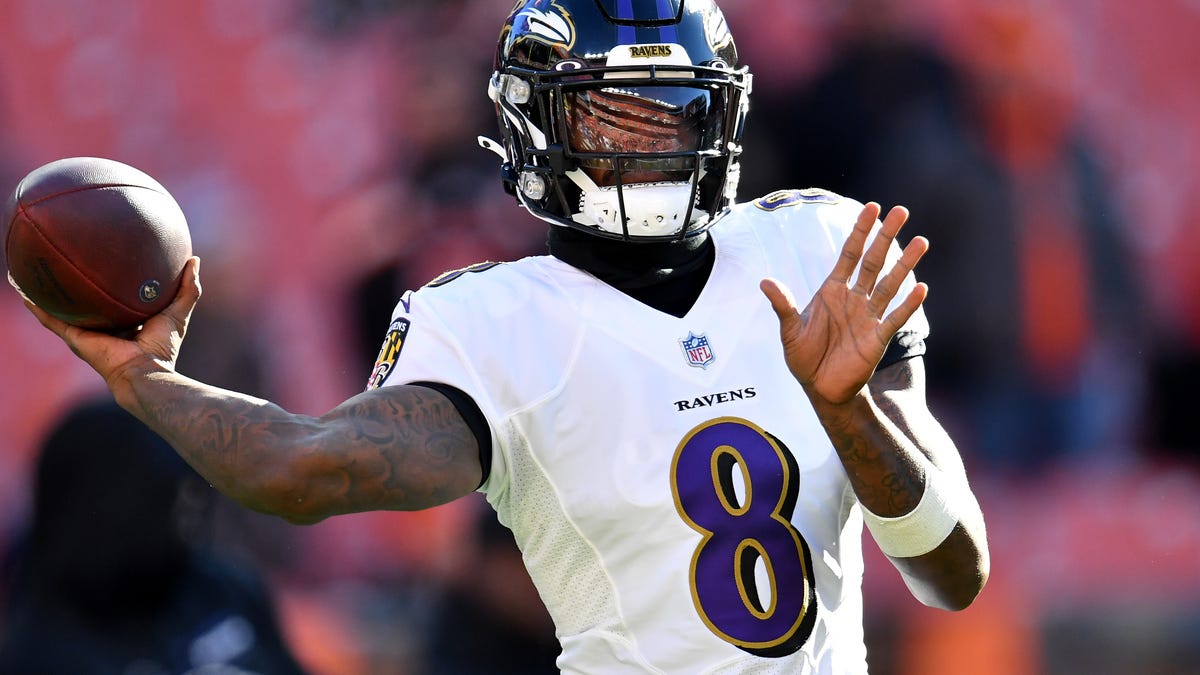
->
<box><xmin>372</xmin><ymin>190</ymin><xmax>928</xmax><ymax>674</ymax></box>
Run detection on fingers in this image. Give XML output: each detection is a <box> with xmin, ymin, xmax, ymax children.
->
<box><xmin>852</xmin><ymin>205</ymin><xmax>909</xmax><ymax>295</ymax></box>
<box><xmin>24</xmin><ymin>299</ymin><xmax>71</xmax><ymax>340</ymax></box>
<box><xmin>825</xmin><ymin>202</ymin><xmax>928</xmax><ymax>333</ymax></box>
<box><xmin>830</xmin><ymin>202</ymin><xmax>881</xmax><ymax>284</ymax></box>
<box><xmin>880</xmin><ymin>282</ymin><xmax>929</xmax><ymax>338</ymax></box>
<box><xmin>24</xmin><ymin>299</ymin><xmax>99</xmax><ymax>364</ymax></box>
<box><xmin>867</xmin><ymin>235</ymin><xmax>929</xmax><ymax>317</ymax></box>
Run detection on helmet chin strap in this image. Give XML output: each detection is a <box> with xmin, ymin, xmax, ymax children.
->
<box><xmin>566</xmin><ymin>168</ymin><xmax>708</xmax><ymax>238</ymax></box>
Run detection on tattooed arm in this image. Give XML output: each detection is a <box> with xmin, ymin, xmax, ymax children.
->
<box><xmin>124</xmin><ymin>376</ymin><xmax>482</xmax><ymax>524</ymax></box>
<box><xmin>815</xmin><ymin>357</ymin><xmax>989</xmax><ymax>610</ymax></box>
<box><xmin>27</xmin><ymin>258</ymin><xmax>482</xmax><ymax>525</ymax></box>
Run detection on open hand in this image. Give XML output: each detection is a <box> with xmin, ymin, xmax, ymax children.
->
<box><xmin>761</xmin><ymin>203</ymin><xmax>928</xmax><ymax>406</ymax></box>
<box><xmin>25</xmin><ymin>257</ymin><xmax>202</xmax><ymax>393</ymax></box>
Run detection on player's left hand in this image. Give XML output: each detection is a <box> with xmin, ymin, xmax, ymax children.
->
<box><xmin>761</xmin><ymin>203</ymin><xmax>928</xmax><ymax>406</ymax></box>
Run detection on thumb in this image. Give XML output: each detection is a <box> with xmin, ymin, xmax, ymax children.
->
<box><xmin>159</xmin><ymin>257</ymin><xmax>202</xmax><ymax>334</ymax></box>
<box><xmin>760</xmin><ymin>277</ymin><xmax>800</xmax><ymax>326</ymax></box>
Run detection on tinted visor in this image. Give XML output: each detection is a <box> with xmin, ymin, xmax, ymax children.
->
<box><xmin>562</xmin><ymin>83</ymin><xmax>725</xmax><ymax>184</ymax></box>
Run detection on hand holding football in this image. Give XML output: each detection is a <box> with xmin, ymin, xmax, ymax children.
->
<box><xmin>2</xmin><ymin>157</ymin><xmax>192</xmax><ymax>332</ymax></box>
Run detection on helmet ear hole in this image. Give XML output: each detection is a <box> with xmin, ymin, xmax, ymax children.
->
<box><xmin>492</xmin><ymin>0</ymin><xmax>751</xmax><ymax>242</ymax></box>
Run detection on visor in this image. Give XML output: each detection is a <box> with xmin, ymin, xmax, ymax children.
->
<box><xmin>562</xmin><ymin>83</ymin><xmax>726</xmax><ymax>184</ymax></box>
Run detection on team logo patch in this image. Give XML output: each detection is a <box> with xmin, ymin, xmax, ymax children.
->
<box><xmin>680</xmin><ymin>332</ymin><xmax>715</xmax><ymax>369</ymax></box>
<box><xmin>366</xmin><ymin>318</ymin><xmax>411</xmax><ymax>390</ymax></box>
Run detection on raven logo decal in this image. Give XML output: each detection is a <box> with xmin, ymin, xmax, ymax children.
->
<box><xmin>515</xmin><ymin>2</ymin><xmax>576</xmax><ymax>50</ymax></box>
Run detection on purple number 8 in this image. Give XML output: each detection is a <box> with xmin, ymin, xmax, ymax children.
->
<box><xmin>670</xmin><ymin>417</ymin><xmax>817</xmax><ymax>657</ymax></box>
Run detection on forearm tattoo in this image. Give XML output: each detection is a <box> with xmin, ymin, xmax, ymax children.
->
<box><xmin>133</xmin><ymin>376</ymin><xmax>479</xmax><ymax>517</ymax></box>
<box><xmin>819</xmin><ymin>361</ymin><xmax>925</xmax><ymax>516</ymax></box>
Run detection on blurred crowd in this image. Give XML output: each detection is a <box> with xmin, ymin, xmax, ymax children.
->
<box><xmin>1</xmin><ymin>0</ymin><xmax>1199</xmax><ymax>672</ymax></box>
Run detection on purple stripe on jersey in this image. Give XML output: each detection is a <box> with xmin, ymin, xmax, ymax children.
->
<box><xmin>657</xmin><ymin>0</ymin><xmax>677</xmax><ymax>43</ymax></box>
<box><xmin>616</xmin><ymin>0</ymin><xmax>636</xmax><ymax>44</ymax></box>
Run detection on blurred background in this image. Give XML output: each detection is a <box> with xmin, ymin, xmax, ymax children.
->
<box><xmin>1</xmin><ymin>0</ymin><xmax>1198</xmax><ymax>672</ymax></box>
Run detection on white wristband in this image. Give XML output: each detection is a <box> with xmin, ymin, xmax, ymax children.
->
<box><xmin>861</xmin><ymin>468</ymin><xmax>961</xmax><ymax>558</ymax></box>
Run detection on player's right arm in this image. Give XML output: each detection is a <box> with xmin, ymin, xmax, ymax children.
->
<box><xmin>25</xmin><ymin>258</ymin><xmax>483</xmax><ymax>524</ymax></box>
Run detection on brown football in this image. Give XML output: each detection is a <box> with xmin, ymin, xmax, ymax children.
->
<box><xmin>2</xmin><ymin>157</ymin><xmax>192</xmax><ymax>332</ymax></box>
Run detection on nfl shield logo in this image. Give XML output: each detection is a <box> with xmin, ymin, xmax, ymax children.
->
<box><xmin>680</xmin><ymin>332</ymin><xmax>715</xmax><ymax>369</ymax></box>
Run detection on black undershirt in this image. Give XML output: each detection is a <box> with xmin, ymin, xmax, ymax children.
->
<box><xmin>547</xmin><ymin>226</ymin><xmax>716</xmax><ymax>318</ymax></box>
<box><xmin>418</xmin><ymin>225</ymin><xmax>926</xmax><ymax>487</ymax></box>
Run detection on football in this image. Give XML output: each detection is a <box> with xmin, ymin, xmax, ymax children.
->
<box><xmin>2</xmin><ymin>157</ymin><xmax>192</xmax><ymax>332</ymax></box>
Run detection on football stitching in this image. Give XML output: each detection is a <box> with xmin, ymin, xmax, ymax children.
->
<box><xmin>15</xmin><ymin>196</ymin><xmax>151</xmax><ymax>317</ymax></box>
<box><xmin>20</xmin><ymin>182</ymin><xmax>169</xmax><ymax>207</ymax></box>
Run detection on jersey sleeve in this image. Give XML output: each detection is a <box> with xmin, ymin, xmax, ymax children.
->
<box><xmin>364</xmin><ymin>287</ymin><xmax>508</xmax><ymax>492</ymax></box>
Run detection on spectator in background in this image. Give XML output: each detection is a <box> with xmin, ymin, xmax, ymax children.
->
<box><xmin>350</xmin><ymin>22</ymin><xmax>544</xmax><ymax>370</ymax></box>
<box><xmin>739</xmin><ymin>0</ymin><xmax>1018</xmax><ymax>470</ymax></box>
<box><xmin>742</xmin><ymin>0</ymin><xmax>1145</xmax><ymax>472</ymax></box>
<box><xmin>945</xmin><ymin>5</ymin><xmax>1146</xmax><ymax>470</ymax></box>
<box><xmin>0</xmin><ymin>398</ymin><xmax>306</xmax><ymax>675</ymax></box>
<box><xmin>739</xmin><ymin>0</ymin><xmax>970</xmax><ymax>202</ymax></box>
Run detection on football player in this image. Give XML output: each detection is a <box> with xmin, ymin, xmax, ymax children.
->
<box><xmin>28</xmin><ymin>0</ymin><xmax>989</xmax><ymax>672</ymax></box>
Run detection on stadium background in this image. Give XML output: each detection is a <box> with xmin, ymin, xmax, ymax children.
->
<box><xmin>1</xmin><ymin>0</ymin><xmax>1198</xmax><ymax>672</ymax></box>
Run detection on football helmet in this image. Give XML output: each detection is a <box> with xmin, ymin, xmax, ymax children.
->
<box><xmin>483</xmin><ymin>0</ymin><xmax>752</xmax><ymax>241</ymax></box>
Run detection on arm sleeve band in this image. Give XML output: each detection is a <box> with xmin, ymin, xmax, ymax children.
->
<box><xmin>860</xmin><ymin>466</ymin><xmax>961</xmax><ymax>558</ymax></box>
